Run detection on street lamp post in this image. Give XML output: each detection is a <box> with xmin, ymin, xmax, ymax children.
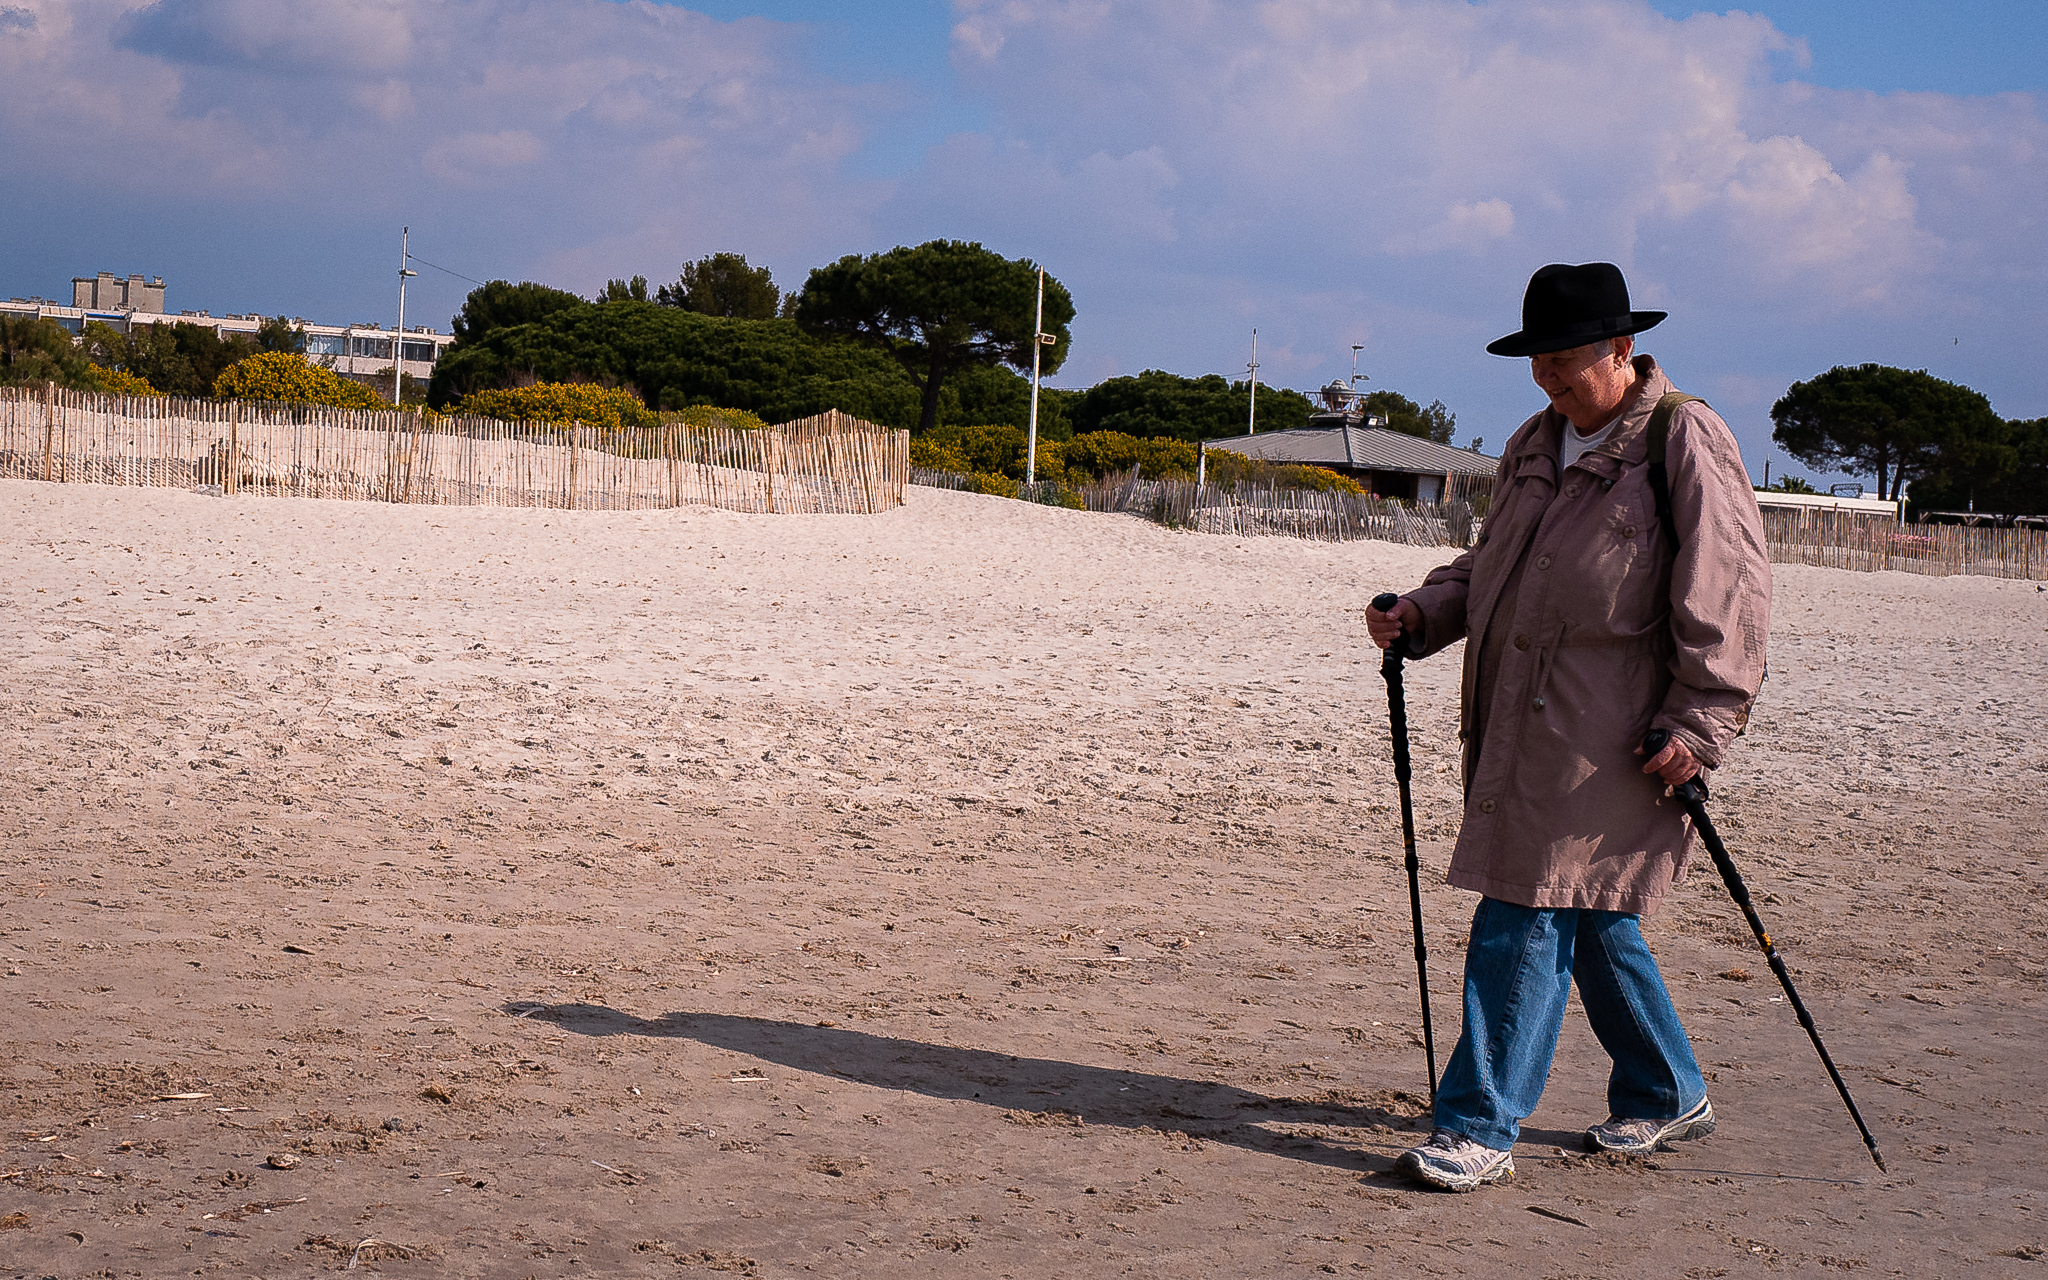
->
<box><xmin>1026</xmin><ymin>268</ymin><xmax>1055</xmax><ymax>485</ymax></box>
<box><xmin>394</xmin><ymin>227</ymin><xmax>418</xmax><ymax>405</ymax></box>
<box><xmin>1247</xmin><ymin>329</ymin><xmax>1260</xmax><ymax>434</ymax></box>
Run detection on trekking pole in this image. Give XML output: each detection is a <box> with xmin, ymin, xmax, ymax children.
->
<box><xmin>1372</xmin><ymin>593</ymin><xmax>1438</xmax><ymax>1104</ymax></box>
<box><xmin>1642</xmin><ymin>729</ymin><xmax>1887</xmax><ymax>1171</ymax></box>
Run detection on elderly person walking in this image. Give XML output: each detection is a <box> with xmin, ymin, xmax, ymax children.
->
<box><xmin>1366</xmin><ymin>262</ymin><xmax>1771</xmax><ymax>1192</ymax></box>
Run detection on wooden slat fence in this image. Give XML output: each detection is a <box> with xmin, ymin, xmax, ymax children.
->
<box><xmin>0</xmin><ymin>388</ymin><xmax>907</xmax><ymax>515</ymax></box>
<box><xmin>1063</xmin><ymin>467</ymin><xmax>2047</xmax><ymax>579</ymax></box>
<box><xmin>1074</xmin><ymin>468</ymin><xmax>1476</xmax><ymax>548</ymax></box>
<box><xmin>1763</xmin><ymin>507</ymin><xmax>2046</xmax><ymax>581</ymax></box>
<box><xmin>911</xmin><ymin>466</ymin><xmax>975</xmax><ymax>492</ymax></box>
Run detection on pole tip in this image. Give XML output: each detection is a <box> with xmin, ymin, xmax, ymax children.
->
<box><xmin>1371</xmin><ymin>592</ymin><xmax>1400</xmax><ymax>614</ymax></box>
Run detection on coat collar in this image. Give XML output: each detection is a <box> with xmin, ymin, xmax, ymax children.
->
<box><xmin>1506</xmin><ymin>355</ymin><xmax>1675</xmax><ymax>485</ymax></box>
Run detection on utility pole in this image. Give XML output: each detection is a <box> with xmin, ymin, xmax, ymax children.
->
<box><xmin>394</xmin><ymin>227</ymin><xmax>418</xmax><ymax>405</ymax></box>
<box><xmin>1247</xmin><ymin>329</ymin><xmax>1259</xmax><ymax>435</ymax></box>
<box><xmin>1026</xmin><ymin>268</ymin><xmax>1054</xmax><ymax>484</ymax></box>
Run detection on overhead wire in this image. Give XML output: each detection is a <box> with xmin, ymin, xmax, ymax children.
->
<box><xmin>404</xmin><ymin>252</ymin><xmax>487</xmax><ymax>287</ymax></box>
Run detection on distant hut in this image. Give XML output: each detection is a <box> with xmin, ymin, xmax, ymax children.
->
<box><xmin>1205</xmin><ymin>380</ymin><xmax>1496</xmax><ymax>505</ymax></box>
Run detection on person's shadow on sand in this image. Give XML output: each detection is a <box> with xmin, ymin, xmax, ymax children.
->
<box><xmin>508</xmin><ymin>1002</ymin><xmax>1462</xmax><ymax>1174</ymax></box>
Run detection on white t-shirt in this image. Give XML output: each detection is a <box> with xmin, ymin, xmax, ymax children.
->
<box><xmin>1559</xmin><ymin>418</ymin><xmax>1617</xmax><ymax>474</ymax></box>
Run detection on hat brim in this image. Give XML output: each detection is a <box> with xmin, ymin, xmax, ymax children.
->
<box><xmin>1486</xmin><ymin>311</ymin><xmax>1666</xmax><ymax>358</ymax></box>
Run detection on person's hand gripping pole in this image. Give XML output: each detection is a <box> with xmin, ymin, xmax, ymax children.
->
<box><xmin>1642</xmin><ymin>728</ymin><xmax>1887</xmax><ymax>1172</ymax></box>
<box><xmin>1370</xmin><ymin>593</ymin><xmax>1439</xmax><ymax>1104</ymax></box>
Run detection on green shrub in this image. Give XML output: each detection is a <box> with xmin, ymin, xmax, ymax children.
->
<box><xmin>0</xmin><ymin>315</ymin><xmax>101</xmax><ymax>390</ymax></box>
<box><xmin>1071</xmin><ymin>369</ymin><xmax>1315</xmax><ymax>442</ymax></box>
<box><xmin>87</xmin><ymin>320</ymin><xmax>256</xmax><ymax>398</ymax></box>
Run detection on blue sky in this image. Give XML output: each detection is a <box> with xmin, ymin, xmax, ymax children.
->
<box><xmin>2</xmin><ymin>0</ymin><xmax>2042</xmax><ymax>490</ymax></box>
<box><xmin>1648</xmin><ymin>1</ymin><xmax>2048</xmax><ymax>97</ymax></box>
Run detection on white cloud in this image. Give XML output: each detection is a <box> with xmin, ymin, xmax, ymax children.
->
<box><xmin>0</xmin><ymin>0</ymin><xmax>887</xmax><ymax>294</ymax></box>
<box><xmin>0</xmin><ymin>0</ymin><xmax>2038</xmax><ymax>441</ymax></box>
<box><xmin>932</xmin><ymin>0</ymin><xmax>2045</xmax><ymax>434</ymax></box>
<box><xmin>118</xmin><ymin>0</ymin><xmax>416</xmax><ymax>77</ymax></box>
<box><xmin>938</xmin><ymin>0</ymin><xmax>1955</xmax><ymax>303</ymax></box>
<box><xmin>1384</xmin><ymin>198</ymin><xmax>1516</xmax><ymax>256</ymax></box>
<box><xmin>907</xmin><ymin>136</ymin><xmax>1181</xmax><ymax>249</ymax></box>
<box><xmin>422</xmin><ymin>130</ymin><xmax>547</xmax><ymax>187</ymax></box>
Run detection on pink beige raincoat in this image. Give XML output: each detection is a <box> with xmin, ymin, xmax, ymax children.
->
<box><xmin>1404</xmin><ymin>356</ymin><xmax>1771</xmax><ymax>915</ymax></box>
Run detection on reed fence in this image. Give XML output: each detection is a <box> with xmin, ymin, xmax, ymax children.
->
<box><xmin>1075</xmin><ymin>468</ymin><xmax>2047</xmax><ymax>579</ymax></box>
<box><xmin>1076</xmin><ymin>468</ymin><xmax>1475</xmax><ymax>548</ymax></box>
<box><xmin>910</xmin><ymin>465</ymin><xmax>975</xmax><ymax>492</ymax></box>
<box><xmin>1763</xmin><ymin>507</ymin><xmax>2047</xmax><ymax>581</ymax></box>
<box><xmin>0</xmin><ymin>385</ymin><xmax>908</xmax><ymax>515</ymax></box>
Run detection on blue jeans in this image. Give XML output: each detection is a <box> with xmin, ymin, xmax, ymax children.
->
<box><xmin>1434</xmin><ymin>897</ymin><xmax>1706</xmax><ymax>1151</ymax></box>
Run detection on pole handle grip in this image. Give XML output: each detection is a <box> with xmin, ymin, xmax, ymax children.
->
<box><xmin>1641</xmin><ymin>728</ymin><xmax>1708</xmax><ymax>803</ymax></box>
<box><xmin>1371</xmin><ymin>593</ymin><xmax>1412</xmax><ymax>661</ymax></box>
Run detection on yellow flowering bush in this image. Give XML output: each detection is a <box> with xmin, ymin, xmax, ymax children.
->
<box><xmin>1060</xmin><ymin>430</ymin><xmax>1199</xmax><ymax>481</ymax></box>
<box><xmin>1272</xmin><ymin>463</ymin><xmax>1365</xmax><ymax>494</ymax></box>
<box><xmin>450</xmin><ymin>382</ymin><xmax>657</xmax><ymax>430</ymax></box>
<box><xmin>909</xmin><ymin>434</ymin><xmax>967</xmax><ymax>473</ymax></box>
<box><xmin>213</xmin><ymin>352</ymin><xmax>384</xmax><ymax>410</ymax></box>
<box><xmin>1203</xmin><ymin>450</ymin><xmax>1365</xmax><ymax>494</ymax></box>
<box><xmin>909</xmin><ymin>431</ymin><xmax>1033</xmax><ymax>496</ymax></box>
<box><xmin>89</xmin><ymin>364</ymin><xmax>164</xmax><ymax>397</ymax></box>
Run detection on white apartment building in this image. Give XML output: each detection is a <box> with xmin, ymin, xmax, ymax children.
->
<box><xmin>1</xmin><ymin>271</ymin><xmax>455</xmax><ymax>386</ymax></box>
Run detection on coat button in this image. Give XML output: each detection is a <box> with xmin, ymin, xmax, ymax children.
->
<box><xmin>1479</xmin><ymin>799</ymin><xmax>1496</xmax><ymax>814</ymax></box>
<box><xmin>1514</xmin><ymin>634</ymin><xmax>1530</xmax><ymax>651</ymax></box>
<box><xmin>1623</xmin><ymin>525</ymin><xmax>1637</xmax><ymax>539</ymax></box>
<box><xmin>1565</xmin><ymin>485</ymin><xmax>1580</xmax><ymax>498</ymax></box>
<box><xmin>1536</xmin><ymin>555</ymin><xmax>1552</xmax><ymax>570</ymax></box>
<box><xmin>1532</xmin><ymin>697</ymin><xmax>1546</xmax><ymax>710</ymax></box>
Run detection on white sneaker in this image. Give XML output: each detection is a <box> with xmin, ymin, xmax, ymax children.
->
<box><xmin>1396</xmin><ymin>1128</ymin><xmax>1515</xmax><ymax>1192</ymax></box>
<box><xmin>1585</xmin><ymin>1096</ymin><xmax>1716</xmax><ymax>1155</ymax></box>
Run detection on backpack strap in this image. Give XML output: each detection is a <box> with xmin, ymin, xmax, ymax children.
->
<box><xmin>1646</xmin><ymin>391</ymin><xmax>1702</xmax><ymax>552</ymax></box>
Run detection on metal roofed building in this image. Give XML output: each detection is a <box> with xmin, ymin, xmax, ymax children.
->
<box><xmin>1203</xmin><ymin>424</ymin><xmax>1498</xmax><ymax>505</ymax></box>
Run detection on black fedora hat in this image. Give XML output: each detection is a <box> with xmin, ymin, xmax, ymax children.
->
<box><xmin>1486</xmin><ymin>262</ymin><xmax>1665</xmax><ymax>357</ymax></box>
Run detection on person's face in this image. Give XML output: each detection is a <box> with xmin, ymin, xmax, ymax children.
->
<box><xmin>1530</xmin><ymin>338</ymin><xmax>1635</xmax><ymax>430</ymax></box>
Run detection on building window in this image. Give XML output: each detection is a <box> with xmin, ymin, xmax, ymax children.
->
<box><xmin>351</xmin><ymin>337</ymin><xmax>393</xmax><ymax>360</ymax></box>
<box><xmin>305</xmin><ymin>334</ymin><xmax>347</xmax><ymax>356</ymax></box>
<box><xmin>400</xmin><ymin>340</ymin><xmax>436</xmax><ymax>363</ymax></box>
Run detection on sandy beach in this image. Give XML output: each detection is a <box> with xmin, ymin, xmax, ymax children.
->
<box><xmin>3</xmin><ymin>476</ymin><xmax>2046</xmax><ymax>1278</ymax></box>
